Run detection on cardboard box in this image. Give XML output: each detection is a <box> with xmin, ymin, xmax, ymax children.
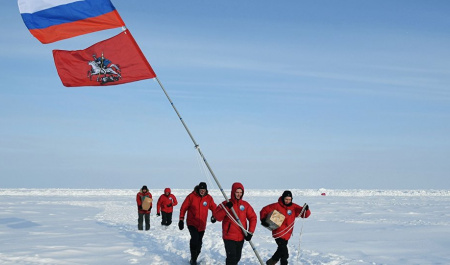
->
<box><xmin>265</xmin><ymin>210</ymin><xmax>285</xmax><ymax>230</ymax></box>
<box><xmin>142</xmin><ymin>197</ymin><xmax>153</xmax><ymax>211</ymax></box>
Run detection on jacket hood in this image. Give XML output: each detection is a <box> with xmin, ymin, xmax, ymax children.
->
<box><xmin>231</xmin><ymin>182</ymin><xmax>244</xmax><ymax>202</ymax></box>
<box><xmin>164</xmin><ymin>188</ymin><xmax>171</xmax><ymax>194</ymax></box>
<box><xmin>194</xmin><ymin>185</ymin><xmax>209</xmax><ymax>196</ymax></box>
<box><xmin>278</xmin><ymin>196</ymin><xmax>293</xmax><ymax>207</ymax></box>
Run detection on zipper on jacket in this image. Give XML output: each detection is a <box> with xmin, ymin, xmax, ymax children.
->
<box><xmin>226</xmin><ymin>222</ymin><xmax>231</xmax><ymax>235</ymax></box>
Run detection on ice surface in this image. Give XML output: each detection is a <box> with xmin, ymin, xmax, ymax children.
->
<box><xmin>1</xmin><ymin>189</ymin><xmax>449</xmax><ymax>264</ymax></box>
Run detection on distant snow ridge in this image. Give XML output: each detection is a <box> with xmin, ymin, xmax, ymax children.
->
<box><xmin>0</xmin><ymin>189</ymin><xmax>449</xmax><ymax>196</ymax></box>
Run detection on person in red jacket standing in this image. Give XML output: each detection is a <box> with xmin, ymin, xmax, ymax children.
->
<box><xmin>179</xmin><ymin>182</ymin><xmax>217</xmax><ymax>265</ymax></box>
<box><xmin>136</xmin><ymin>185</ymin><xmax>152</xmax><ymax>231</ymax></box>
<box><xmin>260</xmin><ymin>190</ymin><xmax>311</xmax><ymax>265</ymax></box>
<box><xmin>214</xmin><ymin>182</ymin><xmax>257</xmax><ymax>265</ymax></box>
<box><xmin>156</xmin><ymin>187</ymin><xmax>178</xmax><ymax>227</ymax></box>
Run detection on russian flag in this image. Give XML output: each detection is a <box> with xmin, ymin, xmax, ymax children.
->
<box><xmin>18</xmin><ymin>0</ymin><xmax>125</xmax><ymax>44</ymax></box>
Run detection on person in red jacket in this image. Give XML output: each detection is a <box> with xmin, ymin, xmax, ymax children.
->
<box><xmin>136</xmin><ymin>185</ymin><xmax>152</xmax><ymax>231</ymax></box>
<box><xmin>179</xmin><ymin>182</ymin><xmax>217</xmax><ymax>265</ymax></box>
<box><xmin>156</xmin><ymin>187</ymin><xmax>178</xmax><ymax>227</ymax></box>
<box><xmin>214</xmin><ymin>182</ymin><xmax>257</xmax><ymax>265</ymax></box>
<box><xmin>260</xmin><ymin>190</ymin><xmax>311</xmax><ymax>265</ymax></box>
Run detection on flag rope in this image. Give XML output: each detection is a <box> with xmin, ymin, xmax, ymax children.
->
<box><xmin>154</xmin><ymin>76</ymin><xmax>265</xmax><ymax>265</ymax></box>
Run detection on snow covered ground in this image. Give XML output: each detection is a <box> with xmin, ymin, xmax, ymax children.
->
<box><xmin>1</xmin><ymin>189</ymin><xmax>449</xmax><ymax>265</ymax></box>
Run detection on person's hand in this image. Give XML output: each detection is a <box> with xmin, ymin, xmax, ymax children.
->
<box><xmin>244</xmin><ymin>232</ymin><xmax>253</xmax><ymax>241</ymax></box>
<box><xmin>304</xmin><ymin>204</ymin><xmax>309</xmax><ymax>212</ymax></box>
<box><xmin>178</xmin><ymin>220</ymin><xmax>184</xmax><ymax>230</ymax></box>
<box><xmin>210</xmin><ymin>216</ymin><xmax>216</xmax><ymax>223</ymax></box>
<box><xmin>138</xmin><ymin>205</ymin><xmax>142</xmax><ymax>210</ymax></box>
<box><xmin>261</xmin><ymin>219</ymin><xmax>269</xmax><ymax>227</ymax></box>
<box><xmin>225</xmin><ymin>201</ymin><xmax>233</xmax><ymax>209</ymax></box>
<box><xmin>156</xmin><ymin>213</ymin><xmax>160</xmax><ymax>217</ymax></box>
<box><xmin>167</xmin><ymin>203</ymin><xmax>172</xmax><ymax>207</ymax></box>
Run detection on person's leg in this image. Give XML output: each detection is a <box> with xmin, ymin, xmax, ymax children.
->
<box><xmin>188</xmin><ymin>226</ymin><xmax>201</xmax><ymax>262</ymax></box>
<box><xmin>167</xmin><ymin>211</ymin><xmax>173</xmax><ymax>226</ymax></box>
<box><xmin>196</xmin><ymin>229</ymin><xmax>205</xmax><ymax>258</ymax></box>
<box><xmin>224</xmin><ymin>239</ymin><xmax>244</xmax><ymax>265</ymax></box>
<box><xmin>270</xmin><ymin>240</ymin><xmax>281</xmax><ymax>262</ymax></box>
<box><xmin>276</xmin><ymin>238</ymin><xmax>289</xmax><ymax>265</ymax></box>
<box><xmin>224</xmin><ymin>239</ymin><xmax>237</xmax><ymax>265</ymax></box>
<box><xmin>268</xmin><ymin>238</ymin><xmax>288</xmax><ymax>264</ymax></box>
<box><xmin>137</xmin><ymin>213</ymin><xmax>143</xmax><ymax>230</ymax></box>
<box><xmin>144</xmin><ymin>213</ymin><xmax>150</xmax><ymax>230</ymax></box>
<box><xmin>161</xmin><ymin>211</ymin><xmax>168</xmax><ymax>225</ymax></box>
<box><xmin>235</xmin><ymin>240</ymin><xmax>244</xmax><ymax>263</ymax></box>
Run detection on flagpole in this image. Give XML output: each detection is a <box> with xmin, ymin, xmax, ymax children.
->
<box><xmin>154</xmin><ymin>76</ymin><xmax>265</xmax><ymax>265</ymax></box>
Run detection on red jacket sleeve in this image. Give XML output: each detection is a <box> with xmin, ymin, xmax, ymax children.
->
<box><xmin>179</xmin><ymin>194</ymin><xmax>191</xmax><ymax>220</ymax></box>
<box><xmin>157</xmin><ymin>195</ymin><xmax>163</xmax><ymax>214</ymax></box>
<box><xmin>295</xmin><ymin>204</ymin><xmax>311</xmax><ymax>218</ymax></box>
<box><xmin>246</xmin><ymin>203</ymin><xmax>257</xmax><ymax>233</ymax></box>
<box><xmin>149</xmin><ymin>193</ymin><xmax>153</xmax><ymax>207</ymax></box>
<box><xmin>136</xmin><ymin>193</ymin><xmax>142</xmax><ymax>206</ymax></box>
<box><xmin>209</xmin><ymin>196</ymin><xmax>217</xmax><ymax>217</ymax></box>
<box><xmin>213</xmin><ymin>202</ymin><xmax>227</xmax><ymax>222</ymax></box>
<box><xmin>171</xmin><ymin>195</ymin><xmax>178</xmax><ymax>207</ymax></box>
<box><xmin>260</xmin><ymin>203</ymin><xmax>275</xmax><ymax>220</ymax></box>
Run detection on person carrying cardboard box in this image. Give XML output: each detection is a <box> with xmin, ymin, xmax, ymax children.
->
<box><xmin>136</xmin><ymin>185</ymin><xmax>153</xmax><ymax>231</ymax></box>
<box><xmin>260</xmin><ymin>190</ymin><xmax>311</xmax><ymax>265</ymax></box>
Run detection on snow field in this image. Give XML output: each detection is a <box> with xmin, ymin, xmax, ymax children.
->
<box><xmin>1</xmin><ymin>189</ymin><xmax>449</xmax><ymax>264</ymax></box>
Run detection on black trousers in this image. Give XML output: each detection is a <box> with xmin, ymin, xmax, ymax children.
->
<box><xmin>224</xmin><ymin>239</ymin><xmax>245</xmax><ymax>265</ymax></box>
<box><xmin>138</xmin><ymin>213</ymin><xmax>150</xmax><ymax>230</ymax></box>
<box><xmin>271</xmin><ymin>238</ymin><xmax>289</xmax><ymax>265</ymax></box>
<box><xmin>161</xmin><ymin>211</ymin><xmax>173</xmax><ymax>226</ymax></box>
<box><xmin>188</xmin><ymin>225</ymin><xmax>205</xmax><ymax>262</ymax></box>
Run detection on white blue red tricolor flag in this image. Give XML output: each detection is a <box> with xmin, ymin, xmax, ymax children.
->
<box><xmin>18</xmin><ymin>0</ymin><xmax>125</xmax><ymax>44</ymax></box>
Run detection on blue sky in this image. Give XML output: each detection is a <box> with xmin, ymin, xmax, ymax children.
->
<box><xmin>1</xmin><ymin>1</ymin><xmax>449</xmax><ymax>189</ymax></box>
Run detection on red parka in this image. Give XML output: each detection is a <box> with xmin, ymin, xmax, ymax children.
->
<box><xmin>214</xmin><ymin>182</ymin><xmax>257</xmax><ymax>241</ymax></box>
<box><xmin>179</xmin><ymin>186</ymin><xmax>216</xmax><ymax>232</ymax></box>
<box><xmin>260</xmin><ymin>197</ymin><xmax>311</xmax><ymax>241</ymax></box>
<box><xmin>136</xmin><ymin>189</ymin><xmax>152</xmax><ymax>214</ymax></box>
<box><xmin>157</xmin><ymin>188</ymin><xmax>178</xmax><ymax>214</ymax></box>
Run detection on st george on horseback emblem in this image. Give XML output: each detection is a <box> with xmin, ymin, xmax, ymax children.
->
<box><xmin>87</xmin><ymin>53</ymin><xmax>121</xmax><ymax>85</ymax></box>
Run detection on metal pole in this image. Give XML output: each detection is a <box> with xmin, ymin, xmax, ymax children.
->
<box><xmin>154</xmin><ymin>77</ymin><xmax>265</xmax><ymax>265</ymax></box>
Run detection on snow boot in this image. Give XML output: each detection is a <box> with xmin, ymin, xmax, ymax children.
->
<box><xmin>266</xmin><ymin>258</ymin><xmax>278</xmax><ymax>265</ymax></box>
<box><xmin>190</xmin><ymin>247</ymin><xmax>199</xmax><ymax>265</ymax></box>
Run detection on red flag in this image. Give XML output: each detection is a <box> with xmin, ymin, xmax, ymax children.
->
<box><xmin>53</xmin><ymin>30</ymin><xmax>156</xmax><ymax>87</ymax></box>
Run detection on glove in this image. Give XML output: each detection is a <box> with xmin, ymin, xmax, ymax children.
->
<box><xmin>167</xmin><ymin>203</ymin><xmax>172</xmax><ymax>207</ymax></box>
<box><xmin>261</xmin><ymin>219</ymin><xmax>269</xmax><ymax>228</ymax></box>
<box><xmin>225</xmin><ymin>201</ymin><xmax>233</xmax><ymax>209</ymax></box>
<box><xmin>304</xmin><ymin>204</ymin><xmax>309</xmax><ymax>212</ymax></box>
<box><xmin>244</xmin><ymin>233</ymin><xmax>253</xmax><ymax>241</ymax></box>
<box><xmin>156</xmin><ymin>213</ymin><xmax>160</xmax><ymax>217</ymax></box>
<box><xmin>178</xmin><ymin>220</ymin><xmax>184</xmax><ymax>230</ymax></box>
<box><xmin>210</xmin><ymin>216</ymin><xmax>216</xmax><ymax>223</ymax></box>
<box><xmin>138</xmin><ymin>205</ymin><xmax>142</xmax><ymax>210</ymax></box>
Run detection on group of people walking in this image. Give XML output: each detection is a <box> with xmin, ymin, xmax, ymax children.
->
<box><xmin>136</xmin><ymin>182</ymin><xmax>311</xmax><ymax>265</ymax></box>
<box><xmin>136</xmin><ymin>185</ymin><xmax>178</xmax><ymax>230</ymax></box>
